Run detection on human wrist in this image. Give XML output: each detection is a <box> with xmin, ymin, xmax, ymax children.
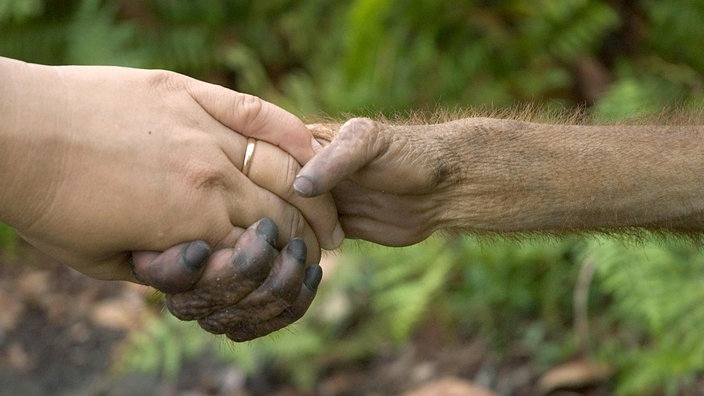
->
<box><xmin>0</xmin><ymin>57</ymin><xmax>28</xmax><ymax>225</ymax></box>
<box><xmin>0</xmin><ymin>58</ymin><xmax>66</xmax><ymax>229</ymax></box>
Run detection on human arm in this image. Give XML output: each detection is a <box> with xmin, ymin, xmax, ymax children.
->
<box><xmin>296</xmin><ymin>117</ymin><xmax>704</xmax><ymax>245</ymax></box>
<box><xmin>0</xmin><ymin>56</ymin><xmax>341</xmax><ymax>281</ymax></box>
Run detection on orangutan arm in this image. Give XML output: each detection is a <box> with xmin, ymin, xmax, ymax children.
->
<box><xmin>299</xmin><ymin>117</ymin><xmax>704</xmax><ymax>245</ymax></box>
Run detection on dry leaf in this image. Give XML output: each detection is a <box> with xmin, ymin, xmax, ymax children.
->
<box><xmin>403</xmin><ymin>377</ymin><xmax>499</xmax><ymax>396</ymax></box>
<box><xmin>537</xmin><ymin>360</ymin><xmax>613</xmax><ymax>394</ymax></box>
<box><xmin>89</xmin><ymin>298</ymin><xmax>146</xmax><ymax>331</ymax></box>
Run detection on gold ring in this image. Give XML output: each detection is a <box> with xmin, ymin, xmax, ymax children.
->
<box><xmin>242</xmin><ymin>138</ymin><xmax>256</xmax><ymax>176</ymax></box>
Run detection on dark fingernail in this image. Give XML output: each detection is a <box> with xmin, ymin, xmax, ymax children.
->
<box><xmin>286</xmin><ymin>238</ymin><xmax>307</xmax><ymax>264</ymax></box>
<box><xmin>293</xmin><ymin>175</ymin><xmax>315</xmax><ymax>197</ymax></box>
<box><xmin>304</xmin><ymin>265</ymin><xmax>323</xmax><ymax>291</ymax></box>
<box><xmin>256</xmin><ymin>218</ymin><xmax>278</xmax><ymax>246</ymax></box>
<box><xmin>182</xmin><ymin>240</ymin><xmax>211</xmax><ymax>272</ymax></box>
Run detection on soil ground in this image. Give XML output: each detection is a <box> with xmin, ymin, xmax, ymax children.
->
<box><xmin>0</xmin><ymin>242</ymin><xmax>613</xmax><ymax>396</ymax></box>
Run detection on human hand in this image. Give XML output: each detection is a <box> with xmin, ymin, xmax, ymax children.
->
<box><xmin>0</xmin><ymin>58</ymin><xmax>341</xmax><ymax>281</ymax></box>
<box><xmin>295</xmin><ymin>118</ymin><xmax>455</xmax><ymax>246</ymax></box>
<box><xmin>132</xmin><ymin>218</ymin><xmax>321</xmax><ymax>341</ymax></box>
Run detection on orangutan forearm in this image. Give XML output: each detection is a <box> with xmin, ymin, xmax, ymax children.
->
<box><xmin>308</xmin><ymin>118</ymin><xmax>704</xmax><ymax>234</ymax></box>
<box><xmin>427</xmin><ymin>118</ymin><xmax>704</xmax><ymax>233</ymax></box>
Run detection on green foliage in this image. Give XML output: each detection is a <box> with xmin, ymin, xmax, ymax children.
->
<box><xmin>589</xmin><ymin>238</ymin><xmax>704</xmax><ymax>395</ymax></box>
<box><xmin>0</xmin><ymin>0</ymin><xmax>43</xmax><ymax>23</ymax></box>
<box><xmin>119</xmin><ymin>313</ymin><xmax>212</xmax><ymax>380</ymax></box>
<box><xmin>520</xmin><ymin>0</ymin><xmax>620</xmax><ymax>63</ymax></box>
<box><xmin>3</xmin><ymin>0</ymin><xmax>702</xmax><ymax>116</ymax></box>
<box><xmin>121</xmin><ymin>238</ymin><xmax>456</xmax><ymax>387</ymax></box>
<box><xmin>5</xmin><ymin>1</ymin><xmax>704</xmax><ymax>394</ymax></box>
<box><xmin>446</xmin><ymin>237</ymin><xmax>580</xmax><ymax>352</ymax></box>
<box><xmin>646</xmin><ymin>0</ymin><xmax>704</xmax><ymax>75</ymax></box>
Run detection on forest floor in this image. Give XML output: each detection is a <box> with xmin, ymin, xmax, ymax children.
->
<box><xmin>0</xmin><ymin>241</ymin><xmax>612</xmax><ymax>396</ymax></box>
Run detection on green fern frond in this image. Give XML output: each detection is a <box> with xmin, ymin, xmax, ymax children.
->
<box><xmin>589</xmin><ymin>238</ymin><xmax>704</xmax><ymax>395</ymax></box>
<box><xmin>119</xmin><ymin>314</ymin><xmax>212</xmax><ymax>379</ymax></box>
<box><xmin>139</xmin><ymin>27</ymin><xmax>223</xmax><ymax>73</ymax></box>
<box><xmin>522</xmin><ymin>0</ymin><xmax>619</xmax><ymax>62</ymax></box>
<box><xmin>0</xmin><ymin>0</ymin><xmax>44</xmax><ymax>23</ymax></box>
<box><xmin>646</xmin><ymin>0</ymin><xmax>704</xmax><ymax>74</ymax></box>
<box><xmin>0</xmin><ymin>22</ymin><xmax>66</xmax><ymax>64</ymax></box>
<box><xmin>65</xmin><ymin>0</ymin><xmax>145</xmax><ymax>67</ymax></box>
<box><xmin>590</xmin><ymin>76</ymin><xmax>669</xmax><ymax>122</ymax></box>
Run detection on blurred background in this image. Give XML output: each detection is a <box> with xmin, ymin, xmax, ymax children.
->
<box><xmin>1</xmin><ymin>0</ymin><xmax>704</xmax><ymax>395</ymax></box>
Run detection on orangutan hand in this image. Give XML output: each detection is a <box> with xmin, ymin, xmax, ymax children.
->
<box><xmin>132</xmin><ymin>218</ymin><xmax>322</xmax><ymax>342</ymax></box>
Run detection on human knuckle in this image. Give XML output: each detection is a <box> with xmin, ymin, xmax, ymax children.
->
<box><xmin>146</xmin><ymin>69</ymin><xmax>185</xmax><ymax>91</ymax></box>
<box><xmin>238</xmin><ymin>93</ymin><xmax>265</xmax><ymax>126</ymax></box>
<box><xmin>283</xmin><ymin>155</ymin><xmax>302</xmax><ymax>192</ymax></box>
<box><xmin>183</xmin><ymin>160</ymin><xmax>227</xmax><ymax>191</ymax></box>
<box><xmin>284</xmin><ymin>211</ymin><xmax>307</xmax><ymax>239</ymax></box>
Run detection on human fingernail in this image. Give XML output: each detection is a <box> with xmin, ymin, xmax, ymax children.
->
<box><xmin>182</xmin><ymin>240</ymin><xmax>211</xmax><ymax>273</ymax></box>
<box><xmin>255</xmin><ymin>218</ymin><xmax>278</xmax><ymax>246</ymax></box>
<box><xmin>286</xmin><ymin>238</ymin><xmax>307</xmax><ymax>264</ymax></box>
<box><xmin>331</xmin><ymin>223</ymin><xmax>345</xmax><ymax>249</ymax></box>
<box><xmin>304</xmin><ymin>265</ymin><xmax>323</xmax><ymax>291</ymax></box>
<box><xmin>293</xmin><ymin>175</ymin><xmax>315</xmax><ymax>197</ymax></box>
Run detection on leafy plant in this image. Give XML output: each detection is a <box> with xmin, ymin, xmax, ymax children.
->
<box><xmin>5</xmin><ymin>1</ymin><xmax>704</xmax><ymax>394</ymax></box>
<box><xmin>121</xmin><ymin>238</ymin><xmax>456</xmax><ymax>387</ymax></box>
<box><xmin>588</xmin><ymin>237</ymin><xmax>704</xmax><ymax>395</ymax></box>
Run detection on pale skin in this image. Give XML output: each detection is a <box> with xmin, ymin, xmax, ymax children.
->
<box><xmin>0</xmin><ymin>56</ymin><xmax>344</xmax><ymax>280</ymax></box>
<box><xmin>0</xmin><ymin>56</ymin><xmax>340</xmax><ymax>340</ymax></box>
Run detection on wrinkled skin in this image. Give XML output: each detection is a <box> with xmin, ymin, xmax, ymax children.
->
<box><xmin>132</xmin><ymin>218</ymin><xmax>322</xmax><ymax>342</ymax></box>
<box><xmin>131</xmin><ymin>115</ymin><xmax>704</xmax><ymax>341</ymax></box>
<box><xmin>299</xmin><ymin>117</ymin><xmax>704</xmax><ymax>237</ymax></box>
<box><xmin>298</xmin><ymin>119</ymin><xmax>451</xmax><ymax>246</ymax></box>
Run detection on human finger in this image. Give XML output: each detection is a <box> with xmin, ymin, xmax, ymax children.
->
<box><xmin>185</xmin><ymin>82</ymin><xmax>315</xmax><ymax>164</ymax></box>
<box><xmin>131</xmin><ymin>241</ymin><xmax>211</xmax><ymax>294</ymax></box>
<box><xmin>246</xmin><ymin>139</ymin><xmax>344</xmax><ymax>249</ymax></box>
<box><xmin>231</xmin><ymin>181</ymin><xmax>322</xmax><ymax>265</ymax></box>
<box><xmin>212</xmin><ymin>159</ymin><xmax>324</xmax><ymax>267</ymax></box>
<box><xmin>226</xmin><ymin>264</ymin><xmax>322</xmax><ymax>342</ymax></box>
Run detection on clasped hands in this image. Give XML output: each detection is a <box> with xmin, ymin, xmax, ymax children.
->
<box><xmin>0</xmin><ymin>59</ymin><xmax>441</xmax><ymax>342</ymax></box>
<box><xmin>133</xmin><ymin>117</ymin><xmax>444</xmax><ymax>342</ymax></box>
<box><xmin>10</xmin><ymin>59</ymin><xmax>699</xmax><ymax>342</ymax></box>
